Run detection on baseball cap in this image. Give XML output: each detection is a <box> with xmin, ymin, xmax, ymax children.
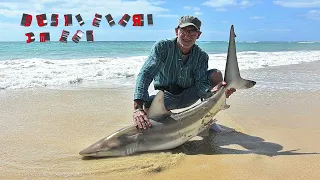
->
<box><xmin>178</xmin><ymin>15</ymin><xmax>201</xmax><ymax>31</ymax></box>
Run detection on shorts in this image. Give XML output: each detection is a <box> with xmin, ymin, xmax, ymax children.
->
<box><xmin>144</xmin><ymin>69</ymin><xmax>218</xmax><ymax>110</ymax></box>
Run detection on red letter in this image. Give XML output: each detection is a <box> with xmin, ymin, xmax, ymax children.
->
<box><xmin>64</xmin><ymin>14</ymin><xmax>72</xmax><ymax>26</ymax></box>
<box><xmin>51</xmin><ymin>14</ymin><xmax>59</xmax><ymax>27</ymax></box>
<box><xmin>118</xmin><ymin>14</ymin><xmax>131</xmax><ymax>27</ymax></box>
<box><xmin>37</xmin><ymin>15</ymin><xmax>44</xmax><ymax>26</ymax></box>
<box><xmin>147</xmin><ymin>14</ymin><xmax>153</xmax><ymax>26</ymax></box>
<box><xmin>105</xmin><ymin>14</ymin><xmax>115</xmax><ymax>27</ymax></box>
<box><xmin>132</xmin><ymin>14</ymin><xmax>143</xmax><ymax>26</ymax></box>
<box><xmin>59</xmin><ymin>30</ymin><xmax>70</xmax><ymax>43</ymax></box>
<box><xmin>21</xmin><ymin>13</ymin><xmax>32</xmax><ymax>27</ymax></box>
<box><xmin>86</xmin><ymin>30</ymin><xmax>94</xmax><ymax>42</ymax></box>
<box><xmin>75</xmin><ymin>14</ymin><xmax>85</xmax><ymax>26</ymax></box>
<box><xmin>26</xmin><ymin>15</ymin><xmax>32</xmax><ymax>26</ymax></box>
<box><xmin>40</xmin><ymin>32</ymin><xmax>50</xmax><ymax>42</ymax></box>
<box><xmin>65</xmin><ymin>16</ymin><xmax>68</xmax><ymax>26</ymax></box>
<box><xmin>25</xmin><ymin>32</ymin><xmax>35</xmax><ymax>43</ymax></box>
<box><xmin>36</xmin><ymin>14</ymin><xmax>47</xmax><ymax>27</ymax></box>
<box><xmin>72</xmin><ymin>30</ymin><xmax>84</xmax><ymax>43</ymax></box>
<box><xmin>92</xmin><ymin>13</ymin><xmax>102</xmax><ymax>27</ymax></box>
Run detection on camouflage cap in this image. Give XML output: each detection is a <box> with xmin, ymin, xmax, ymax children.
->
<box><xmin>178</xmin><ymin>15</ymin><xmax>201</xmax><ymax>31</ymax></box>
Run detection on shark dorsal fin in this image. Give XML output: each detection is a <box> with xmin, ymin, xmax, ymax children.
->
<box><xmin>148</xmin><ymin>91</ymin><xmax>170</xmax><ymax>119</ymax></box>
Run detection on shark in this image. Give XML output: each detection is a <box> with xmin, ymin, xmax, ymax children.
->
<box><xmin>79</xmin><ymin>25</ymin><xmax>256</xmax><ymax>157</ymax></box>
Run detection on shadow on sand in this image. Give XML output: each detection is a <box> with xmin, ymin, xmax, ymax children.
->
<box><xmin>171</xmin><ymin>125</ymin><xmax>319</xmax><ymax>157</ymax></box>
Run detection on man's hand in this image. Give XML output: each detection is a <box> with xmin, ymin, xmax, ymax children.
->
<box><xmin>211</xmin><ymin>81</ymin><xmax>236</xmax><ymax>98</ymax></box>
<box><xmin>133</xmin><ymin>109</ymin><xmax>152</xmax><ymax>129</ymax></box>
<box><xmin>133</xmin><ymin>99</ymin><xmax>152</xmax><ymax>129</ymax></box>
<box><xmin>225</xmin><ymin>88</ymin><xmax>236</xmax><ymax>98</ymax></box>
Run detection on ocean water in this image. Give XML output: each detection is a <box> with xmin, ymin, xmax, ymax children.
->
<box><xmin>1</xmin><ymin>41</ymin><xmax>320</xmax><ymax>90</ymax></box>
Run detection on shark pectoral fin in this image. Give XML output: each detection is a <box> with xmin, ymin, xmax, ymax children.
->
<box><xmin>220</xmin><ymin>99</ymin><xmax>230</xmax><ymax>110</ymax></box>
<box><xmin>222</xmin><ymin>104</ymin><xmax>230</xmax><ymax>110</ymax></box>
<box><xmin>118</xmin><ymin>133</ymin><xmax>141</xmax><ymax>143</ymax></box>
<box><xmin>148</xmin><ymin>91</ymin><xmax>170</xmax><ymax>119</ymax></box>
<box><xmin>127</xmin><ymin>133</ymin><xmax>140</xmax><ymax>141</ymax></box>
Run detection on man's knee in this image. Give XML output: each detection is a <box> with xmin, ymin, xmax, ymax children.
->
<box><xmin>208</xmin><ymin>69</ymin><xmax>223</xmax><ymax>86</ymax></box>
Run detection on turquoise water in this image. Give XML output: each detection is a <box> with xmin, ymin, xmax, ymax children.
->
<box><xmin>0</xmin><ymin>40</ymin><xmax>320</xmax><ymax>90</ymax></box>
<box><xmin>1</xmin><ymin>41</ymin><xmax>320</xmax><ymax>60</ymax></box>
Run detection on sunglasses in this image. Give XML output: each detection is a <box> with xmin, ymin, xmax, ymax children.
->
<box><xmin>179</xmin><ymin>27</ymin><xmax>200</xmax><ymax>36</ymax></box>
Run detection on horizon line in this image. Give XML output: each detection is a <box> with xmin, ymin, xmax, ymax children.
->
<box><xmin>0</xmin><ymin>40</ymin><xmax>319</xmax><ymax>42</ymax></box>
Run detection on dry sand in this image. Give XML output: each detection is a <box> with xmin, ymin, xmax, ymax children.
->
<box><xmin>1</xmin><ymin>61</ymin><xmax>320</xmax><ymax>180</ymax></box>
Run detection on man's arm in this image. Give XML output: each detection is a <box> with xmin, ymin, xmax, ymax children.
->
<box><xmin>133</xmin><ymin>41</ymin><xmax>166</xmax><ymax>129</ymax></box>
<box><xmin>194</xmin><ymin>53</ymin><xmax>212</xmax><ymax>98</ymax></box>
<box><xmin>194</xmin><ymin>53</ymin><xmax>236</xmax><ymax>99</ymax></box>
<box><xmin>133</xmin><ymin>99</ymin><xmax>144</xmax><ymax>111</ymax></box>
<box><xmin>133</xmin><ymin>41</ymin><xmax>166</xmax><ymax>104</ymax></box>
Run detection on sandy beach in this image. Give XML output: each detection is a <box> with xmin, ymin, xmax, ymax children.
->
<box><xmin>1</xmin><ymin>61</ymin><xmax>320</xmax><ymax>180</ymax></box>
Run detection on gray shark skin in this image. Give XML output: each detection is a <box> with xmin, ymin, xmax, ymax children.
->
<box><xmin>79</xmin><ymin>25</ymin><xmax>256</xmax><ymax>157</ymax></box>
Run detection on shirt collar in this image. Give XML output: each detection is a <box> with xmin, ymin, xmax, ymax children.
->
<box><xmin>173</xmin><ymin>37</ymin><xmax>195</xmax><ymax>63</ymax></box>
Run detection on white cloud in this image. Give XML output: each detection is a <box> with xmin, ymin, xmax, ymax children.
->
<box><xmin>250</xmin><ymin>16</ymin><xmax>265</xmax><ymax>20</ymax></box>
<box><xmin>0</xmin><ymin>0</ymin><xmax>169</xmax><ymax>19</ymax></box>
<box><xmin>240</xmin><ymin>0</ymin><xmax>250</xmax><ymax>6</ymax></box>
<box><xmin>216</xmin><ymin>8</ymin><xmax>227</xmax><ymax>11</ymax></box>
<box><xmin>0</xmin><ymin>9</ymin><xmax>25</xmax><ymax>17</ymax></box>
<box><xmin>193</xmin><ymin>7</ymin><xmax>201</xmax><ymax>11</ymax></box>
<box><xmin>239</xmin><ymin>0</ymin><xmax>256</xmax><ymax>8</ymax></box>
<box><xmin>0</xmin><ymin>21</ymin><xmax>20</xmax><ymax>29</ymax></box>
<box><xmin>184</xmin><ymin>5</ymin><xmax>203</xmax><ymax>16</ymax></box>
<box><xmin>273</xmin><ymin>0</ymin><xmax>320</xmax><ymax>8</ymax></box>
<box><xmin>0</xmin><ymin>2</ymin><xmax>20</xmax><ymax>9</ymax></box>
<box><xmin>304</xmin><ymin>10</ymin><xmax>320</xmax><ymax>20</ymax></box>
<box><xmin>202</xmin><ymin>0</ymin><xmax>259</xmax><ymax>10</ymax></box>
<box><xmin>203</xmin><ymin>0</ymin><xmax>237</xmax><ymax>8</ymax></box>
<box><xmin>205</xmin><ymin>30</ymin><xmax>226</xmax><ymax>34</ymax></box>
<box><xmin>95</xmin><ymin>29</ymin><xmax>172</xmax><ymax>33</ymax></box>
<box><xmin>150</xmin><ymin>1</ymin><xmax>166</xmax><ymax>5</ymax></box>
<box><xmin>259</xmin><ymin>28</ymin><xmax>292</xmax><ymax>32</ymax></box>
<box><xmin>156</xmin><ymin>14</ymin><xmax>179</xmax><ymax>18</ymax></box>
<box><xmin>272</xmin><ymin>28</ymin><xmax>292</xmax><ymax>32</ymax></box>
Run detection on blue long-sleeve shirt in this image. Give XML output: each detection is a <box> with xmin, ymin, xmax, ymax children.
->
<box><xmin>134</xmin><ymin>38</ymin><xmax>212</xmax><ymax>102</ymax></box>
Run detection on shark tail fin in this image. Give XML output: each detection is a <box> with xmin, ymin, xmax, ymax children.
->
<box><xmin>224</xmin><ymin>25</ymin><xmax>256</xmax><ymax>90</ymax></box>
<box><xmin>233</xmin><ymin>78</ymin><xmax>257</xmax><ymax>90</ymax></box>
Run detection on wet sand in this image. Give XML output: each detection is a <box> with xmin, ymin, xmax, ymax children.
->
<box><xmin>1</xmin><ymin>61</ymin><xmax>320</xmax><ymax>179</ymax></box>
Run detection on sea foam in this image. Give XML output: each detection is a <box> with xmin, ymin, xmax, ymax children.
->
<box><xmin>1</xmin><ymin>50</ymin><xmax>320</xmax><ymax>90</ymax></box>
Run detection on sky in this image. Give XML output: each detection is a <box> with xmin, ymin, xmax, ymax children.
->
<box><xmin>0</xmin><ymin>0</ymin><xmax>320</xmax><ymax>41</ymax></box>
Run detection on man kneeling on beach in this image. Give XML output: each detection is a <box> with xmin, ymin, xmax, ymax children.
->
<box><xmin>133</xmin><ymin>15</ymin><xmax>236</xmax><ymax>131</ymax></box>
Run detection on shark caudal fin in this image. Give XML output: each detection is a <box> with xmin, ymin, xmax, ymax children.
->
<box><xmin>224</xmin><ymin>25</ymin><xmax>256</xmax><ymax>90</ymax></box>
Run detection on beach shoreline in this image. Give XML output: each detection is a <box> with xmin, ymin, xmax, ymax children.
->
<box><xmin>1</xmin><ymin>61</ymin><xmax>320</xmax><ymax>179</ymax></box>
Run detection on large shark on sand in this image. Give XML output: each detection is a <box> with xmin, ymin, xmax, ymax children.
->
<box><xmin>79</xmin><ymin>25</ymin><xmax>256</xmax><ymax>157</ymax></box>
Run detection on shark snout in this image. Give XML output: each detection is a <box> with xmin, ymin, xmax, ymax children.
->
<box><xmin>79</xmin><ymin>137</ymin><xmax>122</xmax><ymax>157</ymax></box>
<box><xmin>79</xmin><ymin>147</ymin><xmax>99</xmax><ymax>156</ymax></box>
<box><xmin>79</xmin><ymin>141</ymin><xmax>107</xmax><ymax>157</ymax></box>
